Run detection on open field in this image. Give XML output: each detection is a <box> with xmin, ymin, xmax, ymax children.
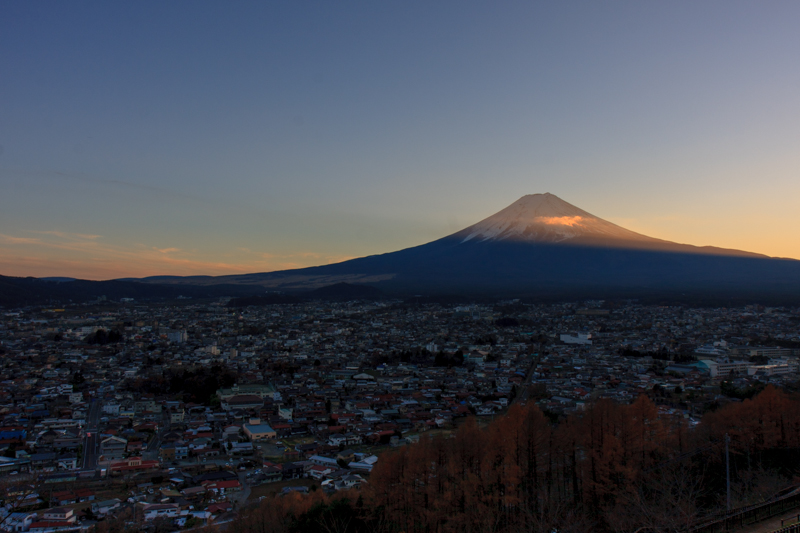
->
<box><xmin>246</xmin><ymin>479</ymin><xmax>319</xmax><ymax>502</ymax></box>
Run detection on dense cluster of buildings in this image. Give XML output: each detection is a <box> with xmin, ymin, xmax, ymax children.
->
<box><xmin>1</xmin><ymin>298</ymin><xmax>799</xmax><ymax>531</ymax></box>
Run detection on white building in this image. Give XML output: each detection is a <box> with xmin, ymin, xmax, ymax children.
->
<box><xmin>1</xmin><ymin>512</ymin><xmax>38</xmax><ymax>533</ymax></box>
<box><xmin>748</xmin><ymin>364</ymin><xmax>794</xmax><ymax>377</ymax></box>
<box><xmin>560</xmin><ymin>333</ymin><xmax>592</xmax><ymax>345</ymax></box>
<box><xmin>700</xmin><ymin>360</ymin><xmax>753</xmax><ymax>378</ymax></box>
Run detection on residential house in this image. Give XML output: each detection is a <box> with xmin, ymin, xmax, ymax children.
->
<box><xmin>91</xmin><ymin>500</ymin><xmax>121</xmax><ymax>516</ymax></box>
<box><xmin>99</xmin><ymin>436</ymin><xmax>127</xmax><ymax>461</ymax></box>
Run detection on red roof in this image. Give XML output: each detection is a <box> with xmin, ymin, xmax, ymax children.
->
<box><xmin>30</xmin><ymin>522</ymin><xmax>77</xmax><ymax>530</ymax></box>
<box><xmin>109</xmin><ymin>458</ymin><xmax>159</xmax><ymax>471</ymax></box>
<box><xmin>204</xmin><ymin>480</ymin><xmax>241</xmax><ymax>490</ymax></box>
<box><xmin>206</xmin><ymin>502</ymin><xmax>233</xmax><ymax>514</ymax></box>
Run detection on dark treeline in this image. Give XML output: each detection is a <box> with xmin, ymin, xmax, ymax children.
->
<box><xmin>227</xmin><ymin>294</ymin><xmax>304</xmax><ymax>307</ymax></box>
<box><xmin>371</xmin><ymin>348</ymin><xmax>469</xmax><ymax>368</ymax></box>
<box><xmin>234</xmin><ymin>386</ymin><xmax>800</xmax><ymax>533</ymax></box>
<box><xmin>747</xmin><ymin>336</ymin><xmax>800</xmax><ymax>349</ymax></box>
<box><xmin>123</xmin><ymin>364</ymin><xmax>236</xmax><ymax>404</ymax></box>
<box><xmin>618</xmin><ymin>346</ymin><xmax>696</xmax><ymax>363</ymax></box>
<box><xmin>719</xmin><ymin>380</ymin><xmax>767</xmax><ymax>400</ymax></box>
<box><xmin>83</xmin><ymin>328</ymin><xmax>124</xmax><ymax>345</ymax></box>
<box><xmin>371</xmin><ymin>348</ymin><xmax>435</xmax><ymax>367</ymax></box>
<box><xmin>0</xmin><ymin>274</ymin><xmax>268</xmax><ymax>308</ymax></box>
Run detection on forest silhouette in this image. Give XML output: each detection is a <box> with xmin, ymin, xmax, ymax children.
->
<box><xmin>232</xmin><ymin>385</ymin><xmax>800</xmax><ymax>533</ymax></box>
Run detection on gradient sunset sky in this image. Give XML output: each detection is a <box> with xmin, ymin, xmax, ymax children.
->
<box><xmin>2</xmin><ymin>1</ymin><xmax>800</xmax><ymax>280</ymax></box>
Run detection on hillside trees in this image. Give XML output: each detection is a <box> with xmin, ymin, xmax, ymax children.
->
<box><xmin>236</xmin><ymin>385</ymin><xmax>800</xmax><ymax>533</ymax></box>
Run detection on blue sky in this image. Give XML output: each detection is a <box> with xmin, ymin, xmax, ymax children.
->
<box><xmin>2</xmin><ymin>1</ymin><xmax>800</xmax><ymax>279</ymax></box>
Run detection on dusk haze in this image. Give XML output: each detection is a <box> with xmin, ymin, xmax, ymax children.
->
<box><xmin>3</xmin><ymin>5</ymin><xmax>800</xmax><ymax>533</ymax></box>
<box><xmin>2</xmin><ymin>2</ymin><xmax>800</xmax><ymax>279</ymax></box>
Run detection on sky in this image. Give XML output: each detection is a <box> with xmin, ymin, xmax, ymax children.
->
<box><xmin>2</xmin><ymin>1</ymin><xmax>800</xmax><ymax>280</ymax></box>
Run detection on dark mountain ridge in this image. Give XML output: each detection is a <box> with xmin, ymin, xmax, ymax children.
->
<box><xmin>0</xmin><ymin>275</ymin><xmax>265</xmax><ymax>308</ymax></box>
<box><xmin>4</xmin><ymin>194</ymin><xmax>800</xmax><ymax>306</ymax></box>
<box><xmin>138</xmin><ymin>194</ymin><xmax>800</xmax><ymax>300</ymax></box>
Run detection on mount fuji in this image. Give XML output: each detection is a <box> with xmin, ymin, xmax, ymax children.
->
<box><xmin>142</xmin><ymin>193</ymin><xmax>800</xmax><ymax>300</ymax></box>
<box><xmin>446</xmin><ymin>193</ymin><xmax>762</xmax><ymax>257</ymax></box>
<box><xmin>455</xmin><ymin>193</ymin><xmax>659</xmax><ymax>245</ymax></box>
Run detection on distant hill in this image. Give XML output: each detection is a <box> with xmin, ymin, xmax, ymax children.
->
<box><xmin>0</xmin><ymin>276</ymin><xmax>385</xmax><ymax>309</ymax></box>
<box><xmin>0</xmin><ymin>275</ymin><xmax>265</xmax><ymax>308</ymax></box>
<box><xmin>225</xmin><ymin>283</ymin><xmax>383</xmax><ymax>307</ymax></box>
<box><xmin>227</xmin><ymin>293</ymin><xmax>304</xmax><ymax>307</ymax></box>
<box><xmin>306</xmin><ymin>282</ymin><xmax>384</xmax><ymax>301</ymax></box>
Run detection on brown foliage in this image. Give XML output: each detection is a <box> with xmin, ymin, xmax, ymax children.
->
<box><xmin>233</xmin><ymin>491</ymin><xmax>329</xmax><ymax>533</ymax></box>
<box><xmin>365</xmin><ymin>395</ymin><xmax>738</xmax><ymax>531</ymax></box>
<box><xmin>702</xmin><ymin>385</ymin><xmax>800</xmax><ymax>451</ymax></box>
<box><xmin>236</xmin><ymin>387</ymin><xmax>800</xmax><ymax>533</ymax></box>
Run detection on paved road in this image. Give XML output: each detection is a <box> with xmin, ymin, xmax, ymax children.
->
<box><xmin>229</xmin><ymin>471</ymin><xmax>251</xmax><ymax>508</ymax></box>
<box><xmin>512</xmin><ymin>355</ymin><xmax>540</xmax><ymax>405</ymax></box>
<box><xmin>143</xmin><ymin>409</ymin><xmax>170</xmax><ymax>461</ymax></box>
<box><xmin>82</xmin><ymin>398</ymin><xmax>102</xmax><ymax>469</ymax></box>
<box><xmin>739</xmin><ymin>509</ymin><xmax>800</xmax><ymax>533</ymax></box>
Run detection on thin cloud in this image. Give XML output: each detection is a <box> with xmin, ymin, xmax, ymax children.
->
<box><xmin>32</xmin><ymin>230</ymin><xmax>102</xmax><ymax>241</ymax></box>
<box><xmin>0</xmin><ymin>227</ymin><xmax>358</xmax><ymax>279</ymax></box>
<box><xmin>0</xmin><ymin>234</ymin><xmax>42</xmax><ymax>245</ymax></box>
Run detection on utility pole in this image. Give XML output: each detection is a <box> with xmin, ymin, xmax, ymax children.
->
<box><xmin>725</xmin><ymin>433</ymin><xmax>731</xmax><ymax>512</ymax></box>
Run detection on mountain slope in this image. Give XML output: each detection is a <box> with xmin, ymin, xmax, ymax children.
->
<box><xmin>139</xmin><ymin>193</ymin><xmax>800</xmax><ymax>299</ymax></box>
<box><xmin>454</xmin><ymin>193</ymin><xmax>659</xmax><ymax>245</ymax></box>
<box><xmin>450</xmin><ymin>193</ymin><xmax>765</xmax><ymax>257</ymax></box>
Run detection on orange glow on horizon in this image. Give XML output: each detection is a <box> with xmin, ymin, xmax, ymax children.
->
<box><xmin>0</xmin><ymin>231</ymin><xmax>355</xmax><ymax>280</ymax></box>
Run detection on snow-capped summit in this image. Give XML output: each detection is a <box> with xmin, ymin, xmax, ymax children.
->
<box><xmin>454</xmin><ymin>193</ymin><xmax>658</xmax><ymax>245</ymax></box>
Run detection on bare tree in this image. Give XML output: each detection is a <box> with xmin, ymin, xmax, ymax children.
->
<box><xmin>606</xmin><ymin>461</ymin><xmax>705</xmax><ymax>533</ymax></box>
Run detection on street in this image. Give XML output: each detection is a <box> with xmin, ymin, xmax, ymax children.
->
<box><xmin>81</xmin><ymin>397</ymin><xmax>102</xmax><ymax>470</ymax></box>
